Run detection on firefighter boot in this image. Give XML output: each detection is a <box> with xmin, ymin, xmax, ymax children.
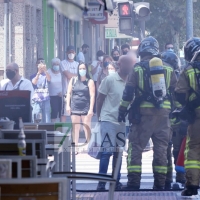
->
<box><xmin>181</xmin><ymin>185</ymin><xmax>199</xmax><ymax>196</ymax></box>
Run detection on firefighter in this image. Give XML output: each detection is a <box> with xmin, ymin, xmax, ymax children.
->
<box><xmin>175</xmin><ymin>37</ymin><xmax>200</xmax><ymax>196</ymax></box>
<box><xmin>118</xmin><ymin>36</ymin><xmax>177</xmax><ymax>190</ymax></box>
<box><xmin>161</xmin><ymin>51</ymin><xmax>187</xmax><ymax>189</ymax></box>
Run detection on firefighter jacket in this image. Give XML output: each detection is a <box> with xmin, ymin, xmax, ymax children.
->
<box><xmin>119</xmin><ymin>58</ymin><xmax>177</xmax><ymax>112</ymax></box>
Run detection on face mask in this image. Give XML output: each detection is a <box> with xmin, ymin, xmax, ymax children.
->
<box><xmin>79</xmin><ymin>69</ymin><xmax>86</xmax><ymax>77</ymax></box>
<box><xmin>113</xmin><ymin>56</ymin><xmax>119</xmax><ymax>61</ymax></box>
<box><xmin>103</xmin><ymin>61</ymin><xmax>110</xmax><ymax>68</ymax></box>
<box><xmin>6</xmin><ymin>70</ymin><xmax>16</xmax><ymax>80</ymax></box>
<box><xmin>68</xmin><ymin>53</ymin><xmax>75</xmax><ymax>60</ymax></box>
<box><xmin>83</xmin><ymin>50</ymin><xmax>87</xmax><ymax>54</ymax></box>
<box><xmin>123</xmin><ymin>51</ymin><xmax>128</xmax><ymax>55</ymax></box>
<box><xmin>53</xmin><ymin>65</ymin><xmax>59</xmax><ymax>71</ymax></box>
<box><xmin>167</xmin><ymin>48</ymin><xmax>174</xmax><ymax>52</ymax></box>
<box><xmin>108</xmin><ymin>70</ymin><xmax>115</xmax><ymax>75</ymax></box>
<box><xmin>98</xmin><ymin>56</ymin><xmax>103</xmax><ymax>61</ymax></box>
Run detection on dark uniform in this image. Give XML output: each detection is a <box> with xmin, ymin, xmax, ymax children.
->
<box><xmin>175</xmin><ymin>37</ymin><xmax>200</xmax><ymax>196</ymax></box>
<box><xmin>118</xmin><ymin>36</ymin><xmax>177</xmax><ymax>189</ymax></box>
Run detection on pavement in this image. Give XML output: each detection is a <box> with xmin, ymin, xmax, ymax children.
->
<box><xmin>73</xmin><ymin>150</ymin><xmax>200</xmax><ymax>199</ymax></box>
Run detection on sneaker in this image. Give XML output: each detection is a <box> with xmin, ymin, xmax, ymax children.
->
<box><xmin>96</xmin><ymin>182</ymin><xmax>106</xmax><ymax>191</ymax></box>
<box><xmin>115</xmin><ymin>182</ymin><xmax>123</xmax><ymax>190</ymax></box>
<box><xmin>181</xmin><ymin>188</ymin><xmax>198</xmax><ymax>196</ymax></box>
<box><xmin>172</xmin><ymin>182</ymin><xmax>184</xmax><ymax>190</ymax></box>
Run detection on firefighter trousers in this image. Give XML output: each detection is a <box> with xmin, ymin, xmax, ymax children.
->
<box><xmin>127</xmin><ymin>108</ymin><xmax>171</xmax><ymax>188</ymax></box>
<box><xmin>185</xmin><ymin>114</ymin><xmax>200</xmax><ymax>187</ymax></box>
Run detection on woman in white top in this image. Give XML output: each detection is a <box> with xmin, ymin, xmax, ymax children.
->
<box><xmin>48</xmin><ymin>58</ymin><xmax>62</xmax><ymax>122</ymax></box>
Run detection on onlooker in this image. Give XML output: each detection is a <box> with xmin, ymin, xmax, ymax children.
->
<box><xmin>96</xmin><ymin>55</ymin><xmax>113</xmax><ymax>90</ymax></box>
<box><xmin>48</xmin><ymin>58</ymin><xmax>62</xmax><ymax>122</ymax></box>
<box><xmin>1</xmin><ymin>63</ymin><xmax>34</xmax><ymax>96</ymax></box>
<box><xmin>111</xmin><ymin>49</ymin><xmax>120</xmax><ymax>70</ymax></box>
<box><xmin>96</xmin><ymin>55</ymin><xmax>133</xmax><ymax>190</ymax></box>
<box><xmin>91</xmin><ymin>50</ymin><xmax>105</xmax><ymax>84</ymax></box>
<box><xmin>77</xmin><ymin>44</ymin><xmax>89</xmax><ymax>64</ymax></box>
<box><xmin>111</xmin><ymin>49</ymin><xmax>120</xmax><ymax>62</ymax></box>
<box><xmin>121</xmin><ymin>44</ymin><xmax>130</xmax><ymax>55</ymax></box>
<box><xmin>61</xmin><ymin>45</ymin><xmax>79</xmax><ymax>122</ymax></box>
<box><xmin>91</xmin><ymin>50</ymin><xmax>105</xmax><ymax>113</ymax></box>
<box><xmin>107</xmin><ymin>63</ymin><xmax>116</xmax><ymax>75</ymax></box>
<box><xmin>165</xmin><ymin>42</ymin><xmax>174</xmax><ymax>52</ymax></box>
<box><xmin>66</xmin><ymin>63</ymin><xmax>95</xmax><ymax>145</ymax></box>
<box><xmin>31</xmin><ymin>59</ymin><xmax>51</xmax><ymax>123</ymax></box>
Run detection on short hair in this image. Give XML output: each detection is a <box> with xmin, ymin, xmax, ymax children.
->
<box><xmin>51</xmin><ymin>58</ymin><xmax>61</xmax><ymax>66</ymax></box>
<box><xmin>121</xmin><ymin>44</ymin><xmax>130</xmax><ymax>50</ymax></box>
<box><xmin>165</xmin><ymin>42</ymin><xmax>173</xmax><ymax>49</ymax></box>
<box><xmin>82</xmin><ymin>44</ymin><xmax>89</xmax><ymax>49</ymax></box>
<box><xmin>36</xmin><ymin>58</ymin><xmax>44</xmax><ymax>65</ymax></box>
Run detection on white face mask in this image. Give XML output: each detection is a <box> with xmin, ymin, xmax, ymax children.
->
<box><xmin>98</xmin><ymin>56</ymin><xmax>103</xmax><ymax>61</ymax></box>
<box><xmin>68</xmin><ymin>53</ymin><xmax>75</xmax><ymax>60</ymax></box>
<box><xmin>108</xmin><ymin>70</ymin><xmax>115</xmax><ymax>75</ymax></box>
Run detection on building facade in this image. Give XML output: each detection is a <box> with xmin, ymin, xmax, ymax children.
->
<box><xmin>0</xmin><ymin>0</ymin><xmax>107</xmax><ymax>81</ymax></box>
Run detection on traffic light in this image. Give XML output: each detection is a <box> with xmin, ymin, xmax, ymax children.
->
<box><xmin>134</xmin><ymin>2</ymin><xmax>150</xmax><ymax>21</ymax></box>
<box><xmin>118</xmin><ymin>2</ymin><xmax>133</xmax><ymax>33</ymax></box>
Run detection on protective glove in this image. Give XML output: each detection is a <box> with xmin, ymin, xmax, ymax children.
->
<box><xmin>118</xmin><ymin>109</ymin><xmax>126</xmax><ymax>123</ymax></box>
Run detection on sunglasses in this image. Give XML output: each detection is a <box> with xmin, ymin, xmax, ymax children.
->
<box><xmin>167</xmin><ymin>47</ymin><xmax>174</xmax><ymax>50</ymax></box>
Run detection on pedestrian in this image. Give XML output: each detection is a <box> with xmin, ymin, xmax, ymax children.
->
<box><xmin>31</xmin><ymin>59</ymin><xmax>51</xmax><ymax>123</ymax></box>
<box><xmin>165</xmin><ymin>42</ymin><xmax>174</xmax><ymax>52</ymax></box>
<box><xmin>1</xmin><ymin>63</ymin><xmax>34</xmax><ymax>96</ymax></box>
<box><xmin>96</xmin><ymin>55</ymin><xmax>132</xmax><ymax>190</ymax></box>
<box><xmin>118</xmin><ymin>36</ymin><xmax>177</xmax><ymax>190</ymax></box>
<box><xmin>91</xmin><ymin>50</ymin><xmax>105</xmax><ymax>113</ymax></box>
<box><xmin>77</xmin><ymin>44</ymin><xmax>89</xmax><ymax>64</ymax></box>
<box><xmin>175</xmin><ymin>37</ymin><xmax>200</xmax><ymax>196</ymax></box>
<box><xmin>48</xmin><ymin>58</ymin><xmax>62</xmax><ymax>122</ymax></box>
<box><xmin>111</xmin><ymin>49</ymin><xmax>120</xmax><ymax>70</ymax></box>
<box><xmin>91</xmin><ymin>50</ymin><xmax>105</xmax><ymax>84</ymax></box>
<box><xmin>66</xmin><ymin>63</ymin><xmax>95</xmax><ymax>145</ymax></box>
<box><xmin>61</xmin><ymin>45</ymin><xmax>79</xmax><ymax>122</ymax></box>
<box><xmin>111</xmin><ymin>49</ymin><xmax>120</xmax><ymax>62</ymax></box>
<box><xmin>121</xmin><ymin>44</ymin><xmax>130</xmax><ymax>55</ymax></box>
<box><xmin>96</xmin><ymin>55</ymin><xmax>113</xmax><ymax>90</ymax></box>
<box><xmin>161</xmin><ymin>51</ymin><xmax>187</xmax><ymax>189</ymax></box>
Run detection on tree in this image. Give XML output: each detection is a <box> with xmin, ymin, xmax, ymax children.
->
<box><xmin>132</xmin><ymin>0</ymin><xmax>200</xmax><ymax>54</ymax></box>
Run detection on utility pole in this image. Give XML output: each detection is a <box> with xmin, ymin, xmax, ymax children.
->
<box><xmin>186</xmin><ymin>0</ymin><xmax>193</xmax><ymax>40</ymax></box>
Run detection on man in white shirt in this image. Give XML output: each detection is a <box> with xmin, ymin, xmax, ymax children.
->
<box><xmin>77</xmin><ymin>44</ymin><xmax>89</xmax><ymax>64</ymax></box>
<box><xmin>1</xmin><ymin>63</ymin><xmax>34</xmax><ymax>97</ymax></box>
<box><xmin>61</xmin><ymin>45</ymin><xmax>79</xmax><ymax>122</ymax></box>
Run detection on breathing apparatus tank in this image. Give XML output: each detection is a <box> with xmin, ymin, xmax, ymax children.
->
<box><xmin>149</xmin><ymin>57</ymin><xmax>167</xmax><ymax>106</ymax></box>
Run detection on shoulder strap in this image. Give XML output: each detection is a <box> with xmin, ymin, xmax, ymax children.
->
<box><xmin>5</xmin><ymin>83</ymin><xmax>8</xmax><ymax>91</ymax></box>
<box><xmin>17</xmin><ymin>80</ymin><xmax>23</xmax><ymax>89</ymax></box>
<box><xmin>43</xmin><ymin>78</ymin><xmax>47</xmax><ymax>89</ymax></box>
<box><xmin>72</xmin><ymin>77</ymin><xmax>78</xmax><ymax>90</ymax></box>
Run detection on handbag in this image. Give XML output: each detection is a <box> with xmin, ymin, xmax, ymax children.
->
<box><xmin>88</xmin><ymin>122</ymin><xmax>102</xmax><ymax>159</ymax></box>
<box><xmin>32</xmin><ymin>78</ymin><xmax>50</xmax><ymax>102</ymax></box>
